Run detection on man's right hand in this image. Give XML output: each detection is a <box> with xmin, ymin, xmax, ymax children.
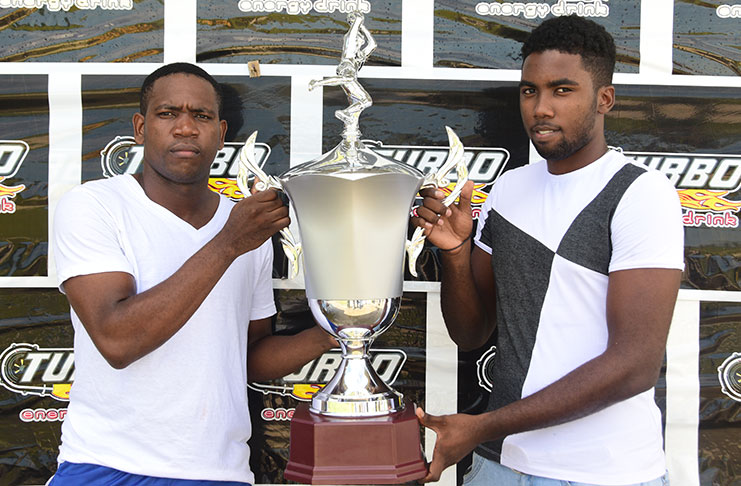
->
<box><xmin>411</xmin><ymin>180</ymin><xmax>475</xmax><ymax>252</ymax></box>
<box><xmin>220</xmin><ymin>189</ymin><xmax>290</xmax><ymax>258</ymax></box>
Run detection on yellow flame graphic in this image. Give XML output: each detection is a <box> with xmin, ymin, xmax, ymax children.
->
<box><xmin>678</xmin><ymin>189</ymin><xmax>741</xmax><ymax>211</ymax></box>
<box><xmin>208</xmin><ymin>178</ymin><xmax>245</xmax><ymax>200</ymax></box>
<box><xmin>291</xmin><ymin>384</ymin><xmax>325</xmax><ymax>400</ymax></box>
<box><xmin>439</xmin><ymin>182</ymin><xmax>489</xmax><ymax>205</ymax></box>
<box><xmin>0</xmin><ymin>177</ymin><xmax>25</xmax><ymax>198</ymax></box>
<box><xmin>52</xmin><ymin>384</ymin><xmax>71</xmax><ymax>400</ymax></box>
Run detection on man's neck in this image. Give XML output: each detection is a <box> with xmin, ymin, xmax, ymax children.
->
<box><xmin>134</xmin><ymin>171</ymin><xmax>219</xmax><ymax>229</ymax></box>
<box><xmin>546</xmin><ymin>139</ymin><xmax>609</xmax><ymax>175</ymax></box>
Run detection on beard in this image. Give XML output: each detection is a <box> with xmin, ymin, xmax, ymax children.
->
<box><xmin>533</xmin><ymin>97</ymin><xmax>598</xmax><ymax>162</ymax></box>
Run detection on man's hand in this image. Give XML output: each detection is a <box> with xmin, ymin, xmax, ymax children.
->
<box><xmin>219</xmin><ymin>189</ymin><xmax>290</xmax><ymax>258</ymax></box>
<box><xmin>416</xmin><ymin>407</ymin><xmax>482</xmax><ymax>483</ymax></box>
<box><xmin>411</xmin><ymin>181</ymin><xmax>475</xmax><ymax>253</ymax></box>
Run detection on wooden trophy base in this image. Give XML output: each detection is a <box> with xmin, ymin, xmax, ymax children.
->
<box><xmin>284</xmin><ymin>400</ymin><xmax>426</xmax><ymax>484</ymax></box>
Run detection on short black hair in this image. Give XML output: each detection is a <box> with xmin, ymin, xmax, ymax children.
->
<box><xmin>139</xmin><ymin>62</ymin><xmax>223</xmax><ymax>116</ymax></box>
<box><xmin>521</xmin><ymin>15</ymin><xmax>616</xmax><ymax>88</ymax></box>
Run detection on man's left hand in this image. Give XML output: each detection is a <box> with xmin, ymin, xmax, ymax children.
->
<box><xmin>416</xmin><ymin>407</ymin><xmax>481</xmax><ymax>483</ymax></box>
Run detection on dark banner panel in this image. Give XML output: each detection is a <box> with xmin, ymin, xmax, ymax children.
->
<box><xmin>0</xmin><ymin>75</ymin><xmax>49</xmax><ymax>277</ymax></box>
<box><xmin>0</xmin><ymin>2</ymin><xmax>164</xmax><ymax>63</ymax></box>
<box><xmin>196</xmin><ymin>1</ymin><xmax>401</xmax><ymax>65</ymax></box>
<box><xmin>673</xmin><ymin>0</ymin><xmax>741</xmax><ymax>76</ymax></box>
<box><xmin>608</xmin><ymin>85</ymin><xmax>741</xmax><ymax>291</ymax></box>
<box><xmin>433</xmin><ymin>0</ymin><xmax>640</xmax><ymax>72</ymax></box>
<box><xmin>699</xmin><ymin>302</ymin><xmax>740</xmax><ymax>486</ymax></box>
<box><xmin>0</xmin><ymin>289</ymin><xmax>72</xmax><ymax>486</ymax></box>
<box><xmin>248</xmin><ymin>290</ymin><xmax>427</xmax><ymax>484</ymax></box>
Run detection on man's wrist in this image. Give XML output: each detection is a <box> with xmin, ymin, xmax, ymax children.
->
<box><xmin>440</xmin><ymin>235</ymin><xmax>472</xmax><ymax>256</ymax></box>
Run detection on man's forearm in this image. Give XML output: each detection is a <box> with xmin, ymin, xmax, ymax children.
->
<box><xmin>68</xmin><ymin>233</ymin><xmax>240</xmax><ymax>368</ymax></box>
<box><xmin>439</xmin><ymin>242</ymin><xmax>494</xmax><ymax>351</ymax></box>
<box><xmin>471</xmin><ymin>343</ymin><xmax>662</xmax><ymax>447</ymax></box>
<box><xmin>248</xmin><ymin>326</ymin><xmax>335</xmax><ymax>382</ymax></box>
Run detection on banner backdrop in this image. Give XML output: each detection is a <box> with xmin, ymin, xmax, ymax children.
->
<box><xmin>0</xmin><ymin>1</ymin><xmax>739</xmax><ymax>486</ymax></box>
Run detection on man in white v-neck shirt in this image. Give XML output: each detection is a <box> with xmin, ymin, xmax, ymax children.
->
<box><xmin>50</xmin><ymin>63</ymin><xmax>334</xmax><ymax>486</ymax></box>
<box><xmin>412</xmin><ymin>16</ymin><xmax>683</xmax><ymax>486</ymax></box>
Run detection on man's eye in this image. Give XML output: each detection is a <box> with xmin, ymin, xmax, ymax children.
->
<box><xmin>521</xmin><ymin>88</ymin><xmax>535</xmax><ymax>96</ymax></box>
<box><xmin>555</xmin><ymin>87</ymin><xmax>572</xmax><ymax>94</ymax></box>
<box><xmin>195</xmin><ymin>113</ymin><xmax>211</xmax><ymax>120</ymax></box>
<box><xmin>158</xmin><ymin>111</ymin><xmax>174</xmax><ymax>117</ymax></box>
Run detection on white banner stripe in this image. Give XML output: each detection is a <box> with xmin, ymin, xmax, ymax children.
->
<box><xmin>164</xmin><ymin>0</ymin><xmax>196</xmax><ymax>64</ymax></box>
<box><xmin>425</xmin><ymin>291</ymin><xmax>458</xmax><ymax>486</ymax></box>
<box><xmin>47</xmin><ymin>72</ymin><xmax>83</xmax><ymax>289</ymax></box>
<box><xmin>639</xmin><ymin>0</ymin><xmax>675</xmax><ymax>75</ymax></box>
<box><xmin>665</xmin><ymin>298</ymin><xmax>701</xmax><ymax>486</ymax></box>
<box><xmin>402</xmin><ymin>0</ymin><xmax>434</xmax><ymax>69</ymax></box>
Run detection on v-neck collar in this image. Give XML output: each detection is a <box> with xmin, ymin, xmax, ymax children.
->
<box><xmin>123</xmin><ymin>174</ymin><xmax>224</xmax><ymax>233</ymax></box>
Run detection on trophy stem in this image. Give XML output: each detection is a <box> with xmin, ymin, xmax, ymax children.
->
<box><xmin>310</xmin><ymin>328</ymin><xmax>404</xmax><ymax>417</ymax></box>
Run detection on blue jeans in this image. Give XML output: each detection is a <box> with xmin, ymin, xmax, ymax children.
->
<box><xmin>463</xmin><ymin>453</ymin><xmax>669</xmax><ymax>486</ymax></box>
<box><xmin>48</xmin><ymin>462</ymin><xmax>251</xmax><ymax>486</ymax></box>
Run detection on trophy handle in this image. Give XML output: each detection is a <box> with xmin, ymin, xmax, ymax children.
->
<box><xmin>405</xmin><ymin>126</ymin><xmax>469</xmax><ymax>278</ymax></box>
<box><xmin>237</xmin><ymin>131</ymin><xmax>303</xmax><ymax>279</ymax></box>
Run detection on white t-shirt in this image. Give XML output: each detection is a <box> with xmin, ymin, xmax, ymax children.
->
<box><xmin>473</xmin><ymin>149</ymin><xmax>684</xmax><ymax>484</ymax></box>
<box><xmin>53</xmin><ymin>174</ymin><xmax>276</xmax><ymax>483</ymax></box>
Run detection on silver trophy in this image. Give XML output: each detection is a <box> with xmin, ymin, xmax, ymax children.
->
<box><xmin>237</xmin><ymin>12</ymin><xmax>468</xmax><ymax>418</ymax></box>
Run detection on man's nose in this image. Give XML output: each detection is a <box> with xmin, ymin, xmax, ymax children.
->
<box><xmin>533</xmin><ymin>95</ymin><xmax>554</xmax><ymax>119</ymax></box>
<box><xmin>174</xmin><ymin>114</ymin><xmax>199</xmax><ymax>136</ymax></box>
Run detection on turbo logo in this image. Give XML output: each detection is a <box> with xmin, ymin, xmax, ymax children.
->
<box><xmin>100</xmin><ymin>136</ymin><xmax>271</xmax><ymax>200</ymax></box>
<box><xmin>717</xmin><ymin>352</ymin><xmax>741</xmax><ymax>402</ymax></box>
<box><xmin>475</xmin><ymin>346</ymin><xmax>497</xmax><ymax>392</ymax></box>
<box><xmin>250</xmin><ymin>348</ymin><xmax>407</xmax><ymax>420</ymax></box>
<box><xmin>366</xmin><ymin>140</ymin><xmax>510</xmax><ymax>217</ymax></box>
<box><xmin>0</xmin><ymin>343</ymin><xmax>74</xmax><ymax>402</ymax></box>
<box><xmin>0</xmin><ymin>141</ymin><xmax>28</xmax><ymax>214</ymax></box>
<box><xmin>626</xmin><ymin>151</ymin><xmax>741</xmax><ymax>229</ymax></box>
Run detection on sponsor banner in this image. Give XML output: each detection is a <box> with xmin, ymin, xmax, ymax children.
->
<box><xmin>433</xmin><ymin>0</ymin><xmax>640</xmax><ymax>72</ymax></box>
<box><xmin>673</xmin><ymin>0</ymin><xmax>741</xmax><ymax>76</ymax></box>
<box><xmin>698</xmin><ymin>302</ymin><xmax>741</xmax><ymax>484</ymax></box>
<box><xmin>0</xmin><ymin>343</ymin><xmax>74</xmax><ymax>401</ymax></box>
<box><xmin>196</xmin><ymin>0</ymin><xmax>401</xmax><ymax>65</ymax></box>
<box><xmin>0</xmin><ymin>75</ymin><xmax>49</xmax><ymax>277</ymax></box>
<box><xmin>0</xmin><ymin>289</ymin><xmax>72</xmax><ymax>483</ymax></box>
<box><xmin>608</xmin><ymin>84</ymin><xmax>741</xmax><ymax>291</ymax></box>
<box><xmin>0</xmin><ymin>1</ymin><xmax>163</xmax><ymax>63</ymax></box>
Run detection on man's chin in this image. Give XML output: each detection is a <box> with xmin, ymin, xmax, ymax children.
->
<box><xmin>534</xmin><ymin>145</ymin><xmax>567</xmax><ymax>162</ymax></box>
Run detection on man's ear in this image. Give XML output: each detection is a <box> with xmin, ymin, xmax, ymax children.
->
<box><xmin>219</xmin><ymin>119</ymin><xmax>227</xmax><ymax>149</ymax></box>
<box><xmin>132</xmin><ymin>112</ymin><xmax>145</xmax><ymax>144</ymax></box>
<box><xmin>597</xmin><ymin>85</ymin><xmax>615</xmax><ymax>114</ymax></box>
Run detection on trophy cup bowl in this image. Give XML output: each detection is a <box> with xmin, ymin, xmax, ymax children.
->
<box><xmin>279</xmin><ymin>149</ymin><xmax>425</xmax><ymax>418</ymax></box>
<box><xmin>236</xmin><ymin>12</ymin><xmax>469</xmax><ymax>484</ymax></box>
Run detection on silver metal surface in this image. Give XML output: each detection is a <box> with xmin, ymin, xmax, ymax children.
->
<box><xmin>308</xmin><ymin>297</ymin><xmax>404</xmax><ymax>416</ymax></box>
<box><xmin>281</xmin><ymin>163</ymin><xmax>422</xmax><ymax>301</ymax></box>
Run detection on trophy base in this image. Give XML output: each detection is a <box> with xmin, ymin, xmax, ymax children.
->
<box><xmin>284</xmin><ymin>400</ymin><xmax>426</xmax><ymax>484</ymax></box>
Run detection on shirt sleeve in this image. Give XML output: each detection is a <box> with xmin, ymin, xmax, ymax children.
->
<box><xmin>474</xmin><ymin>174</ymin><xmax>505</xmax><ymax>255</ymax></box>
<box><xmin>609</xmin><ymin>168</ymin><xmax>685</xmax><ymax>272</ymax></box>
<box><xmin>53</xmin><ymin>185</ymin><xmax>134</xmax><ymax>293</ymax></box>
<box><xmin>249</xmin><ymin>239</ymin><xmax>277</xmax><ymax>321</ymax></box>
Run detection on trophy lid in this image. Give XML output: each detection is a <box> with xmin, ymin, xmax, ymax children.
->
<box><xmin>280</xmin><ymin>139</ymin><xmax>423</xmax><ymax>183</ymax></box>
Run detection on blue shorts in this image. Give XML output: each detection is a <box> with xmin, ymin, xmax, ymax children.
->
<box><xmin>463</xmin><ymin>453</ymin><xmax>669</xmax><ymax>486</ymax></box>
<box><xmin>48</xmin><ymin>462</ymin><xmax>252</xmax><ymax>486</ymax></box>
